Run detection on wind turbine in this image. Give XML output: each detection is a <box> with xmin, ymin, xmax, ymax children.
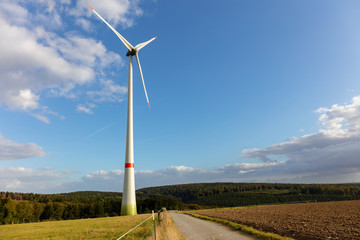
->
<box><xmin>87</xmin><ymin>4</ymin><xmax>156</xmax><ymax>216</ymax></box>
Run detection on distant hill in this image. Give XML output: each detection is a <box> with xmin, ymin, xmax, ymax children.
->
<box><xmin>1</xmin><ymin>182</ymin><xmax>360</xmax><ymax>225</ymax></box>
<box><xmin>63</xmin><ymin>191</ymin><xmax>122</xmax><ymax>197</ymax></box>
<box><xmin>137</xmin><ymin>182</ymin><xmax>360</xmax><ymax>207</ymax></box>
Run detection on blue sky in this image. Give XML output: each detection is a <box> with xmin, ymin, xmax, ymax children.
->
<box><xmin>1</xmin><ymin>0</ymin><xmax>360</xmax><ymax>193</ymax></box>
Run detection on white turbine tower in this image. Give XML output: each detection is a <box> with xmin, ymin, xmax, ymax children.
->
<box><xmin>87</xmin><ymin>4</ymin><xmax>156</xmax><ymax>216</ymax></box>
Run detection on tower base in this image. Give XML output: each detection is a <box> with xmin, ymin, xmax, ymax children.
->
<box><xmin>121</xmin><ymin>204</ymin><xmax>137</xmax><ymax>216</ymax></box>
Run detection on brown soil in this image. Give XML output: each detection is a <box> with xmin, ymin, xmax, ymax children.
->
<box><xmin>195</xmin><ymin>200</ymin><xmax>360</xmax><ymax>240</ymax></box>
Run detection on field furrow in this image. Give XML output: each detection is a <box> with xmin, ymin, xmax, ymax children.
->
<box><xmin>194</xmin><ymin>200</ymin><xmax>360</xmax><ymax>240</ymax></box>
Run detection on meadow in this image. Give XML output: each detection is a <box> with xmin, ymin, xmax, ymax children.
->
<box><xmin>0</xmin><ymin>214</ymin><xmax>153</xmax><ymax>240</ymax></box>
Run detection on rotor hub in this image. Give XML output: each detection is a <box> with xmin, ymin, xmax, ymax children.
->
<box><xmin>126</xmin><ymin>49</ymin><xmax>136</xmax><ymax>56</ymax></box>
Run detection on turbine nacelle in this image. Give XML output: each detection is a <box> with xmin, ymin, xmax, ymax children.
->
<box><xmin>126</xmin><ymin>36</ymin><xmax>158</xmax><ymax>56</ymax></box>
<box><xmin>126</xmin><ymin>49</ymin><xmax>137</xmax><ymax>57</ymax></box>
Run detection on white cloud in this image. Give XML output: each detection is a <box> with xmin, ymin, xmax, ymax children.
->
<box><xmin>43</xmin><ymin>108</ymin><xmax>66</xmax><ymax>120</ymax></box>
<box><xmin>31</xmin><ymin>113</ymin><xmax>51</xmax><ymax>124</ymax></box>
<box><xmin>316</xmin><ymin>95</ymin><xmax>360</xmax><ymax>134</ymax></box>
<box><xmin>76</xmin><ymin>104</ymin><xmax>94</xmax><ymax>114</ymax></box>
<box><xmin>0</xmin><ymin>0</ymin><xmax>129</xmax><ymax>122</ymax></box>
<box><xmin>7</xmin><ymin>89</ymin><xmax>40</xmax><ymax>111</ymax></box>
<box><xmin>0</xmin><ymin>3</ymin><xmax>94</xmax><ymax>107</ymax></box>
<box><xmin>51</xmin><ymin>35</ymin><xmax>123</xmax><ymax>69</ymax></box>
<box><xmin>0</xmin><ymin>1</ymin><xmax>28</xmax><ymax>26</ymax></box>
<box><xmin>0</xmin><ymin>167</ymin><xmax>67</xmax><ymax>192</ymax></box>
<box><xmin>42</xmin><ymin>166</ymin><xmax>53</xmax><ymax>171</ymax></box>
<box><xmin>74</xmin><ymin>17</ymin><xmax>92</xmax><ymax>32</ymax></box>
<box><xmin>71</xmin><ymin>0</ymin><xmax>143</xmax><ymax>29</ymax></box>
<box><xmin>242</xmin><ymin>95</ymin><xmax>360</xmax><ymax>182</ymax></box>
<box><xmin>87</xmin><ymin>79</ymin><xmax>127</xmax><ymax>103</ymax></box>
<box><xmin>0</xmin><ymin>133</ymin><xmax>48</xmax><ymax>161</ymax></box>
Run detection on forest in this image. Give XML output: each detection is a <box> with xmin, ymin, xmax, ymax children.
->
<box><xmin>137</xmin><ymin>182</ymin><xmax>360</xmax><ymax>207</ymax></box>
<box><xmin>1</xmin><ymin>182</ymin><xmax>360</xmax><ymax>225</ymax></box>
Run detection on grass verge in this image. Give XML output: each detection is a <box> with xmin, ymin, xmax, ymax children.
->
<box><xmin>185</xmin><ymin>212</ymin><xmax>293</xmax><ymax>240</ymax></box>
<box><xmin>146</xmin><ymin>209</ymin><xmax>187</xmax><ymax>240</ymax></box>
<box><xmin>0</xmin><ymin>214</ymin><xmax>154</xmax><ymax>240</ymax></box>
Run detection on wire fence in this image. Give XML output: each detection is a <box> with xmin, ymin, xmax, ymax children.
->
<box><xmin>115</xmin><ymin>200</ymin><xmax>321</xmax><ymax>239</ymax></box>
<box><xmin>116</xmin><ymin>209</ymin><xmax>163</xmax><ymax>240</ymax></box>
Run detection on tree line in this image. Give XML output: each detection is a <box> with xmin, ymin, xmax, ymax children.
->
<box><xmin>0</xmin><ymin>193</ymin><xmax>182</xmax><ymax>225</ymax></box>
<box><xmin>137</xmin><ymin>183</ymin><xmax>360</xmax><ymax>207</ymax></box>
<box><xmin>1</xmin><ymin>183</ymin><xmax>360</xmax><ymax>225</ymax></box>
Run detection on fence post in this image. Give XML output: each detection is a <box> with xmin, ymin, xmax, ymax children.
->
<box><xmin>152</xmin><ymin>210</ymin><xmax>156</xmax><ymax>240</ymax></box>
<box><xmin>158</xmin><ymin>209</ymin><xmax>163</xmax><ymax>226</ymax></box>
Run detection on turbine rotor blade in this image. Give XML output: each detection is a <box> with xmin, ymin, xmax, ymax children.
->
<box><xmin>87</xmin><ymin>4</ymin><xmax>133</xmax><ymax>51</ymax></box>
<box><xmin>135</xmin><ymin>53</ymin><xmax>150</xmax><ymax>109</ymax></box>
<box><xmin>135</xmin><ymin>37</ymin><xmax>157</xmax><ymax>51</ymax></box>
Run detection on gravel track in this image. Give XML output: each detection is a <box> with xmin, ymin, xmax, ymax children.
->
<box><xmin>169</xmin><ymin>211</ymin><xmax>255</xmax><ymax>240</ymax></box>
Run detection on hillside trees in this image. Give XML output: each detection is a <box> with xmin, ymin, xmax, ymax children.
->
<box><xmin>0</xmin><ymin>193</ymin><xmax>183</xmax><ymax>224</ymax></box>
<box><xmin>0</xmin><ymin>198</ymin><xmax>16</xmax><ymax>224</ymax></box>
<box><xmin>1</xmin><ymin>183</ymin><xmax>360</xmax><ymax>225</ymax></box>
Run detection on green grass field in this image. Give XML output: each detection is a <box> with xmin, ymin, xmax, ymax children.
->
<box><xmin>0</xmin><ymin>214</ymin><xmax>154</xmax><ymax>240</ymax></box>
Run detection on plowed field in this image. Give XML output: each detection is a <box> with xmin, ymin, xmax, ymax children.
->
<box><xmin>194</xmin><ymin>200</ymin><xmax>360</xmax><ymax>240</ymax></box>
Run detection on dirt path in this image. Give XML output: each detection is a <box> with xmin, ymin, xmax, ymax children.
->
<box><xmin>169</xmin><ymin>211</ymin><xmax>256</xmax><ymax>240</ymax></box>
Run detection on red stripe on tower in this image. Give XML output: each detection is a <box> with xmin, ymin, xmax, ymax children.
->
<box><xmin>125</xmin><ymin>163</ymin><xmax>134</xmax><ymax>168</ymax></box>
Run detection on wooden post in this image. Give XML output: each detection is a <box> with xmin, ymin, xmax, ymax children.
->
<box><xmin>158</xmin><ymin>209</ymin><xmax>163</xmax><ymax>226</ymax></box>
<box><xmin>152</xmin><ymin>210</ymin><xmax>156</xmax><ymax>240</ymax></box>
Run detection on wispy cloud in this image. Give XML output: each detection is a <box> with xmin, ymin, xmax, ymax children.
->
<box><xmin>85</xmin><ymin>122</ymin><xmax>118</xmax><ymax>139</ymax></box>
<box><xmin>0</xmin><ymin>133</ymin><xmax>48</xmax><ymax>161</ymax></box>
<box><xmin>87</xmin><ymin>79</ymin><xmax>127</xmax><ymax>103</ymax></box>
<box><xmin>76</xmin><ymin>104</ymin><xmax>95</xmax><ymax>115</ymax></box>
<box><xmin>31</xmin><ymin>113</ymin><xmax>51</xmax><ymax>124</ymax></box>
